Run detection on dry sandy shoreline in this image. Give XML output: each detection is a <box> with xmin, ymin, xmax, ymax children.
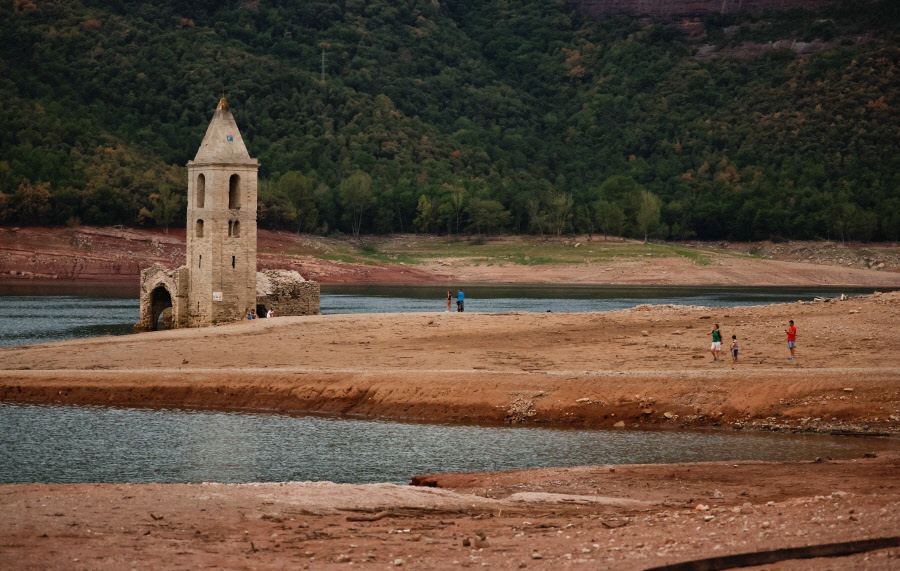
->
<box><xmin>2</xmin><ymin>290</ymin><xmax>899</xmax><ymax>433</ymax></box>
<box><xmin>1</xmin><ymin>457</ymin><xmax>898</xmax><ymax>569</ymax></box>
<box><xmin>1</xmin><ymin>289</ymin><xmax>899</xmax><ymax>568</ymax></box>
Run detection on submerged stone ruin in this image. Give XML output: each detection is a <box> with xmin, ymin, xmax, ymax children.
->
<box><xmin>136</xmin><ymin>98</ymin><xmax>319</xmax><ymax>331</ymax></box>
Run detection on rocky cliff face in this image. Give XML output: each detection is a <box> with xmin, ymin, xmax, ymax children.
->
<box><xmin>572</xmin><ymin>0</ymin><xmax>845</xmax><ymax>19</ymax></box>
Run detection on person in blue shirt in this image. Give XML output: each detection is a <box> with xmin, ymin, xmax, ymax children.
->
<box><xmin>456</xmin><ymin>289</ymin><xmax>465</xmax><ymax>312</ymax></box>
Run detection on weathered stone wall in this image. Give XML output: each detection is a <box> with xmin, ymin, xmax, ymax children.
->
<box><xmin>572</xmin><ymin>0</ymin><xmax>844</xmax><ymax>19</ymax></box>
<box><xmin>136</xmin><ymin>263</ymin><xmax>189</xmax><ymax>331</ymax></box>
<box><xmin>256</xmin><ymin>269</ymin><xmax>320</xmax><ymax>317</ymax></box>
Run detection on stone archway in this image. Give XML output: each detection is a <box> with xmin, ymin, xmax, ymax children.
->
<box><xmin>149</xmin><ymin>285</ymin><xmax>174</xmax><ymax>331</ymax></box>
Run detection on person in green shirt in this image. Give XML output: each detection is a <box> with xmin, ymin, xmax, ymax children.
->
<box><xmin>710</xmin><ymin>323</ymin><xmax>723</xmax><ymax>363</ymax></box>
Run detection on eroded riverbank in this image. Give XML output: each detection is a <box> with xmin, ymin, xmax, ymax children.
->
<box><xmin>1</xmin><ymin>291</ymin><xmax>898</xmax><ymax>435</ymax></box>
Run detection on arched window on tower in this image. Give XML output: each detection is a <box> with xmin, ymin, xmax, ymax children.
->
<box><xmin>196</xmin><ymin>219</ymin><xmax>204</xmax><ymax>237</ymax></box>
<box><xmin>228</xmin><ymin>220</ymin><xmax>241</xmax><ymax>237</ymax></box>
<box><xmin>196</xmin><ymin>174</ymin><xmax>206</xmax><ymax>208</ymax></box>
<box><xmin>229</xmin><ymin>174</ymin><xmax>241</xmax><ymax>209</ymax></box>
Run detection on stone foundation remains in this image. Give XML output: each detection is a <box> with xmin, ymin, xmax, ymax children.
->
<box><xmin>255</xmin><ymin>270</ymin><xmax>320</xmax><ymax>318</ymax></box>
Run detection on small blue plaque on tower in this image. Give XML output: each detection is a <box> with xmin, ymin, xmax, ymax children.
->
<box><xmin>226</xmin><ymin>135</ymin><xmax>234</xmax><ymax>141</ymax></box>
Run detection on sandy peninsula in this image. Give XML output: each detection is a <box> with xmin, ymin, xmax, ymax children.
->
<box><xmin>2</xmin><ymin>290</ymin><xmax>899</xmax><ymax>433</ymax></box>
<box><xmin>1</xmin><ymin>286</ymin><xmax>899</xmax><ymax>568</ymax></box>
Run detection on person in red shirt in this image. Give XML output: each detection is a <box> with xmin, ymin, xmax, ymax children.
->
<box><xmin>784</xmin><ymin>320</ymin><xmax>797</xmax><ymax>360</ymax></box>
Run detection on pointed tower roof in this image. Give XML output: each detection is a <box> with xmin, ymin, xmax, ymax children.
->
<box><xmin>192</xmin><ymin>97</ymin><xmax>258</xmax><ymax>165</ymax></box>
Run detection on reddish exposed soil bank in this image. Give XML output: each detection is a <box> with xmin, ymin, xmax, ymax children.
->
<box><xmin>1</xmin><ymin>291</ymin><xmax>898</xmax><ymax>434</ymax></box>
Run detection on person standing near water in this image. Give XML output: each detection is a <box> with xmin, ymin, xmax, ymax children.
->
<box><xmin>731</xmin><ymin>335</ymin><xmax>739</xmax><ymax>363</ymax></box>
<box><xmin>709</xmin><ymin>323</ymin><xmax>722</xmax><ymax>363</ymax></box>
<box><xmin>446</xmin><ymin>291</ymin><xmax>452</xmax><ymax>312</ymax></box>
<box><xmin>456</xmin><ymin>289</ymin><xmax>465</xmax><ymax>312</ymax></box>
<box><xmin>785</xmin><ymin>319</ymin><xmax>797</xmax><ymax>360</ymax></box>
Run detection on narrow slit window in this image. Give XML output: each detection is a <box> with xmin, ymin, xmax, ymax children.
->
<box><xmin>199</xmin><ymin>255</ymin><xmax>202</xmax><ymax>268</ymax></box>
<box><xmin>196</xmin><ymin>174</ymin><xmax>206</xmax><ymax>208</ymax></box>
<box><xmin>232</xmin><ymin>256</ymin><xmax>236</xmax><ymax>268</ymax></box>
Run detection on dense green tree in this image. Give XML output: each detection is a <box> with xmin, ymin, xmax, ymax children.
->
<box><xmin>277</xmin><ymin>171</ymin><xmax>319</xmax><ymax>234</ymax></box>
<box><xmin>12</xmin><ymin>179</ymin><xmax>52</xmax><ymax>224</ymax></box>
<box><xmin>145</xmin><ymin>186</ymin><xmax>184</xmax><ymax>234</ymax></box>
<box><xmin>0</xmin><ymin>0</ymin><xmax>897</xmax><ymax>240</ymax></box>
<box><xmin>636</xmin><ymin>190</ymin><xmax>662</xmax><ymax>242</ymax></box>
<box><xmin>338</xmin><ymin>171</ymin><xmax>373</xmax><ymax>239</ymax></box>
<box><xmin>467</xmin><ymin>198</ymin><xmax>510</xmax><ymax>236</ymax></box>
<box><xmin>414</xmin><ymin>194</ymin><xmax>439</xmax><ymax>234</ymax></box>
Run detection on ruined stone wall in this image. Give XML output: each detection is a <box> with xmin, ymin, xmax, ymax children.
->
<box><xmin>572</xmin><ymin>0</ymin><xmax>844</xmax><ymax>19</ymax></box>
<box><xmin>257</xmin><ymin>282</ymin><xmax>320</xmax><ymax>317</ymax></box>
<box><xmin>136</xmin><ymin>263</ymin><xmax>189</xmax><ymax>331</ymax></box>
<box><xmin>256</xmin><ymin>269</ymin><xmax>320</xmax><ymax>317</ymax></box>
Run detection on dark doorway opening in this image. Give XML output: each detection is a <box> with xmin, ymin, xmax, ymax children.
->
<box><xmin>150</xmin><ymin>286</ymin><xmax>174</xmax><ymax>331</ymax></box>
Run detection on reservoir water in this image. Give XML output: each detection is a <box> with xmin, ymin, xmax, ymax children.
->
<box><xmin>1</xmin><ymin>402</ymin><xmax>897</xmax><ymax>485</ymax></box>
<box><xmin>2</xmin><ymin>283</ymin><xmax>896</xmax><ymax>485</ymax></box>
<box><xmin>0</xmin><ymin>282</ymin><xmax>889</xmax><ymax>348</ymax></box>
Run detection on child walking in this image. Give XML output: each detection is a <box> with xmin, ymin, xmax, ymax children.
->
<box><xmin>731</xmin><ymin>335</ymin><xmax>739</xmax><ymax>363</ymax></box>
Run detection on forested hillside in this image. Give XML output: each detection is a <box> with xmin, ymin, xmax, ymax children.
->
<box><xmin>1</xmin><ymin>0</ymin><xmax>897</xmax><ymax>241</ymax></box>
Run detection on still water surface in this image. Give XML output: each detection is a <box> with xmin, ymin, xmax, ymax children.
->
<box><xmin>1</xmin><ymin>403</ymin><xmax>897</xmax><ymax>485</ymax></box>
<box><xmin>0</xmin><ymin>283</ymin><xmax>888</xmax><ymax>348</ymax></box>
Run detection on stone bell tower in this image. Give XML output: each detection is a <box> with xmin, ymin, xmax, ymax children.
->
<box><xmin>184</xmin><ymin>97</ymin><xmax>259</xmax><ymax>325</ymax></box>
<box><xmin>136</xmin><ymin>97</ymin><xmax>319</xmax><ymax>332</ymax></box>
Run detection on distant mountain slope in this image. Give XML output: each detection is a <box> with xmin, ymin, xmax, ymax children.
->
<box><xmin>0</xmin><ymin>0</ymin><xmax>897</xmax><ymax>241</ymax></box>
<box><xmin>573</xmin><ymin>0</ymin><xmax>846</xmax><ymax>19</ymax></box>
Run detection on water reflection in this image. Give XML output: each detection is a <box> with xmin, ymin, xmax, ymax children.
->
<box><xmin>1</xmin><ymin>403</ymin><xmax>896</xmax><ymax>485</ymax></box>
